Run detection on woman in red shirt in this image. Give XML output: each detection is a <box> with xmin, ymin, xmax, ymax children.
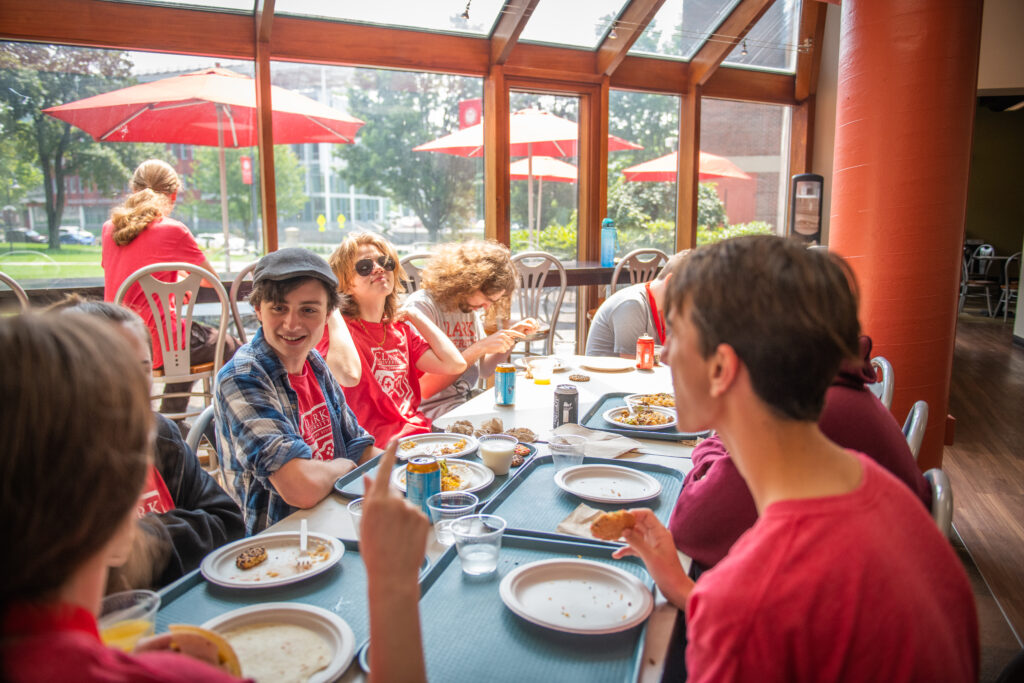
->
<box><xmin>325</xmin><ymin>232</ymin><xmax>466</xmax><ymax>447</ymax></box>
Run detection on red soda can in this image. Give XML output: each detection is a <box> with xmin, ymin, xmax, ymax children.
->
<box><xmin>636</xmin><ymin>334</ymin><xmax>655</xmax><ymax>370</ymax></box>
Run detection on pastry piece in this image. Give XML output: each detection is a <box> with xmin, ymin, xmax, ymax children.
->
<box><xmin>590</xmin><ymin>510</ymin><xmax>636</xmax><ymax>541</ymax></box>
<box><xmin>446</xmin><ymin>420</ymin><xmax>474</xmax><ymax>436</ymax></box>
<box><xmin>505</xmin><ymin>427</ymin><xmax>537</xmax><ymax>443</ymax></box>
<box><xmin>568</xmin><ymin>373</ymin><xmax>591</xmax><ymax>382</ymax></box>
<box><xmin>235</xmin><ymin>546</ymin><xmax>267</xmax><ymax>570</ymax></box>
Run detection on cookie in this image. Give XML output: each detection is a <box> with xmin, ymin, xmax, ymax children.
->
<box><xmin>590</xmin><ymin>510</ymin><xmax>636</xmax><ymax>541</ymax></box>
<box><xmin>568</xmin><ymin>373</ymin><xmax>591</xmax><ymax>382</ymax></box>
<box><xmin>235</xmin><ymin>546</ymin><xmax>267</xmax><ymax>570</ymax></box>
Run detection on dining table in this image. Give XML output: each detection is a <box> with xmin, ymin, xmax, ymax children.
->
<box><xmin>156</xmin><ymin>355</ymin><xmax>697</xmax><ymax>682</ymax></box>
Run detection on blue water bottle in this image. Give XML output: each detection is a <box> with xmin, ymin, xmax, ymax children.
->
<box><xmin>600</xmin><ymin>217</ymin><xmax>617</xmax><ymax>267</ymax></box>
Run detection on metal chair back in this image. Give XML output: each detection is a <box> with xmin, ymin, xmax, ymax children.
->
<box><xmin>228</xmin><ymin>262</ymin><xmax>257</xmax><ymax>344</ymax></box>
<box><xmin>924</xmin><ymin>468</ymin><xmax>953</xmax><ymax>539</ymax></box>
<box><xmin>399</xmin><ymin>252</ymin><xmax>432</xmax><ymax>293</ymax></box>
<box><xmin>185</xmin><ymin>404</ymin><xmax>230</xmax><ymax>489</ymax></box>
<box><xmin>901</xmin><ymin>400</ymin><xmax>929</xmax><ymax>461</ymax></box>
<box><xmin>998</xmin><ymin>251</ymin><xmax>1020</xmax><ymax>322</ymax></box>
<box><xmin>867</xmin><ymin>356</ymin><xmax>894</xmax><ymax>410</ymax></box>
<box><xmin>0</xmin><ymin>270</ymin><xmax>30</xmax><ymax>311</ymax></box>
<box><xmin>511</xmin><ymin>251</ymin><xmax>567</xmax><ymax>356</ymax></box>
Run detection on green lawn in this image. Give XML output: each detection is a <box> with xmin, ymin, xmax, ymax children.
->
<box><xmin>0</xmin><ymin>244</ymin><xmax>105</xmax><ymax>282</ymax></box>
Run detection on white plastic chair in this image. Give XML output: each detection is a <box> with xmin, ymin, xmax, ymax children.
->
<box><xmin>185</xmin><ymin>405</ymin><xmax>231</xmax><ymax>491</ymax></box>
<box><xmin>902</xmin><ymin>400</ymin><xmax>929</xmax><ymax>461</ymax></box>
<box><xmin>608</xmin><ymin>248</ymin><xmax>669</xmax><ymax>297</ymax></box>
<box><xmin>228</xmin><ymin>262</ymin><xmax>256</xmax><ymax>344</ymax></box>
<box><xmin>867</xmin><ymin>356</ymin><xmax>894</xmax><ymax>410</ymax></box>
<box><xmin>0</xmin><ymin>270</ymin><xmax>30</xmax><ymax>311</ymax></box>
<box><xmin>115</xmin><ymin>262</ymin><xmax>231</xmax><ymax>421</ymax></box>
<box><xmin>924</xmin><ymin>468</ymin><xmax>953</xmax><ymax>539</ymax></box>
<box><xmin>997</xmin><ymin>251</ymin><xmax>1020</xmax><ymax>322</ymax></box>
<box><xmin>399</xmin><ymin>252</ymin><xmax>432</xmax><ymax>293</ymax></box>
<box><xmin>511</xmin><ymin>251</ymin><xmax>567</xmax><ymax>356</ymax></box>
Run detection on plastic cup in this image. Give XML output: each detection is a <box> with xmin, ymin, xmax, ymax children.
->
<box><xmin>451</xmin><ymin>514</ymin><xmax>506</xmax><ymax>576</ymax></box>
<box><xmin>426</xmin><ymin>491</ymin><xmax>479</xmax><ymax>546</ymax></box>
<box><xmin>348</xmin><ymin>498</ymin><xmax>365</xmax><ymax>539</ymax></box>
<box><xmin>478</xmin><ymin>434</ymin><xmax>518</xmax><ymax>476</ymax></box>
<box><xmin>549</xmin><ymin>434</ymin><xmax>586</xmax><ymax>471</ymax></box>
<box><xmin>530</xmin><ymin>357</ymin><xmax>555</xmax><ymax>385</ymax></box>
<box><xmin>98</xmin><ymin>589</ymin><xmax>160</xmax><ymax>653</ymax></box>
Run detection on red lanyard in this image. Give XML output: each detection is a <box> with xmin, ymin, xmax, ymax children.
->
<box><xmin>645</xmin><ymin>281</ymin><xmax>666</xmax><ymax>344</ymax></box>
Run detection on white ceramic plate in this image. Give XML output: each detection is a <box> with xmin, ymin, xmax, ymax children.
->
<box><xmin>499</xmin><ymin>559</ymin><xmax>654</xmax><ymax>635</ymax></box>
<box><xmin>202</xmin><ymin>602</ymin><xmax>355</xmax><ymax>683</ymax></box>
<box><xmin>554</xmin><ymin>464</ymin><xmax>662</xmax><ymax>504</ymax></box>
<box><xmin>578</xmin><ymin>356</ymin><xmax>637</xmax><ymax>372</ymax></box>
<box><xmin>396</xmin><ymin>433</ymin><xmax>478</xmax><ymax>460</ymax></box>
<box><xmin>602</xmin><ymin>405</ymin><xmax>677</xmax><ymax>431</ymax></box>
<box><xmin>512</xmin><ymin>356</ymin><xmax>569</xmax><ymax>372</ymax></box>
<box><xmin>200</xmin><ymin>532</ymin><xmax>344</xmax><ymax>589</ymax></box>
<box><xmin>391</xmin><ymin>459</ymin><xmax>495</xmax><ymax>494</ymax></box>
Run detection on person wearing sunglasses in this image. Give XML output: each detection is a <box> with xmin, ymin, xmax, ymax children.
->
<box><xmin>405</xmin><ymin>240</ymin><xmax>541</xmax><ymax>418</ymax></box>
<box><xmin>325</xmin><ymin>232</ymin><xmax>466</xmax><ymax>448</ymax></box>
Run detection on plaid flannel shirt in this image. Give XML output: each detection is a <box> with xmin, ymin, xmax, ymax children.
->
<box><xmin>215</xmin><ymin>328</ymin><xmax>374</xmax><ymax>535</ymax></box>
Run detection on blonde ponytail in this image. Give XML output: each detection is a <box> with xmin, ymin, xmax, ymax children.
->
<box><xmin>109</xmin><ymin>159</ymin><xmax>181</xmax><ymax>246</ymax></box>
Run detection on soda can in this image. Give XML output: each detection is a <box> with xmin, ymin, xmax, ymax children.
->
<box><xmin>553</xmin><ymin>384</ymin><xmax>579</xmax><ymax>428</ymax></box>
<box><xmin>636</xmin><ymin>334</ymin><xmax>655</xmax><ymax>370</ymax></box>
<box><xmin>495</xmin><ymin>363</ymin><xmax>516</xmax><ymax>406</ymax></box>
<box><xmin>405</xmin><ymin>456</ymin><xmax>441</xmax><ymax>515</ymax></box>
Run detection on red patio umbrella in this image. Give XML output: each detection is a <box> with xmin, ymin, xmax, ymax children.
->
<box><xmin>622</xmin><ymin>150</ymin><xmax>752</xmax><ymax>182</ymax></box>
<box><xmin>509</xmin><ymin>156</ymin><xmax>577</xmax><ymax>233</ymax></box>
<box><xmin>44</xmin><ymin>67</ymin><xmax>364</xmax><ymax>268</ymax></box>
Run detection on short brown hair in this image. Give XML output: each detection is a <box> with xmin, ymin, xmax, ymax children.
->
<box><xmin>249</xmin><ymin>276</ymin><xmax>341</xmax><ymax>313</ymax></box>
<box><xmin>420</xmin><ymin>240</ymin><xmax>517</xmax><ymax>313</ymax></box>
<box><xmin>664</xmin><ymin>235</ymin><xmax>860</xmax><ymax>421</ymax></box>
<box><xmin>328</xmin><ymin>232</ymin><xmax>407</xmax><ymax>321</ymax></box>
<box><xmin>0</xmin><ymin>314</ymin><xmax>153</xmax><ymax>610</ymax></box>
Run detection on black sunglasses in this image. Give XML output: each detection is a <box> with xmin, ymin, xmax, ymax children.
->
<box><xmin>355</xmin><ymin>255</ymin><xmax>396</xmax><ymax>277</ymax></box>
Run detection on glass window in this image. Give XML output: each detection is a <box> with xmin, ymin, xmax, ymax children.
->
<box><xmin>723</xmin><ymin>0</ymin><xmax>801</xmax><ymax>73</ymax></box>
<box><xmin>628</xmin><ymin>0</ymin><xmax>744</xmax><ymax>61</ymax></box>
<box><xmin>269</xmin><ymin>62</ymin><xmax>483</xmax><ymax>256</ymax></box>
<box><xmin>106</xmin><ymin>0</ymin><xmax>253</xmax><ymax>12</ymax></box>
<box><xmin>275</xmin><ymin>0</ymin><xmax>505</xmax><ymax>37</ymax></box>
<box><xmin>608</xmin><ymin>90</ymin><xmax>680</xmax><ymax>258</ymax></box>
<box><xmin>0</xmin><ymin>43</ymin><xmax>259</xmax><ymax>285</ymax></box>
<box><xmin>519</xmin><ymin>0</ymin><xmax>628</xmax><ymax>49</ymax></box>
<box><xmin>698</xmin><ymin>98</ymin><xmax>790</xmax><ymax>245</ymax></box>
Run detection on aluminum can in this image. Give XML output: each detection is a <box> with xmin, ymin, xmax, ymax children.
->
<box><xmin>405</xmin><ymin>456</ymin><xmax>440</xmax><ymax>515</ymax></box>
<box><xmin>553</xmin><ymin>384</ymin><xmax>579</xmax><ymax>428</ymax></box>
<box><xmin>636</xmin><ymin>334</ymin><xmax>655</xmax><ymax>370</ymax></box>
<box><xmin>495</xmin><ymin>363</ymin><xmax>516</xmax><ymax>406</ymax></box>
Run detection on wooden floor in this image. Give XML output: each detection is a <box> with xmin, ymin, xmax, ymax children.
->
<box><xmin>944</xmin><ymin>314</ymin><xmax>1024</xmax><ymax>679</ymax></box>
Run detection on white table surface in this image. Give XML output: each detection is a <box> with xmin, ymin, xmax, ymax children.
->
<box><xmin>269</xmin><ymin>355</ymin><xmax>694</xmax><ymax>682</ymax></box>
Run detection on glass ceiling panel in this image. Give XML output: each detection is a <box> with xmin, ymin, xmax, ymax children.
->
<box><xmin>274</xmin><ymin>0</ymin><xmax>505</xmax><ymax>37</ymax></box>
<box><xmin>108</xmin><ymin>0</ymin><xmax>254</xmax><ymax>11</ymax></box>
<box><xmin>722</xmin><ymin>0</ymin><xmax>801</xmax><ymax>73</ymax></box>
<box><xmin>628</xmin><ymin>0</ymin><xmax>744</xmax><ymax>61</ymax></box>
<box><xmin>518</xmin><ymin>0</ymin><xmax>628</xmax><ymax>50</ymax></box>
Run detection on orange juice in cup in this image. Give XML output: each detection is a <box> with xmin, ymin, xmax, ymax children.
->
<box><xmin>100</xmin><ymin>618</ymin><xmax>155</xmax><ymax>652</ymax></box>
<box><xmin>98</xmin><ymin>589</ymin><xmax>160</xmax><ymax>653</ymax></box>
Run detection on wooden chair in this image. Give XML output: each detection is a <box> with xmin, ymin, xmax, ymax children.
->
<box><xmin>0</xmin><ymin>270</ymin><xmax>30</xmax><ymax>311</ymax></box>
<box><xmin>228</xmin><ymin>262</ymin><xmax>257</xmax><ymax>344</ymax></box>
<box><xmin>116</xmin><ymin>262</ymin><xmax>231</xmax><ymax>422</ymax></box>
<box><xmin>959</xmin><ymin>258</ymin><xmax>996</xmax><ymax>317</ymax></box>
<box><xmin>510</xmin><ymin>251</ymin><xmax>567</xmax><ymax>356</ymax></box>
<box><xmin>867</xmin><ymin>356</ymin><xmax>894</xmax><ymax>410</ymax></box>
<box><xmin>902</xmin><ymin>400</ymin><xmax>929</xmax><ymax>461</ymax></box>
<box><xmin>997</xmin><ymin>251</ymin><xmax>1020</xmax><ymax>322</ymax></box>
<box><xmin>399</xmin><ymin>252</ymin><xmax>431</xmax><ymax>293</ymax></box>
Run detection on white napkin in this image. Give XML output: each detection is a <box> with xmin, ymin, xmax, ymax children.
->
<box><xmin>555</xmin><ymin>503</ymin><xmax>604</xmax><ymax>540</ymax></box>
<box><xmin>551</xmin><ymin>423</ymin><xmax>642</xmax><ymax>459</ymax></box>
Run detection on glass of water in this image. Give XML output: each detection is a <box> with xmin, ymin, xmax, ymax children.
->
<box><xmin>450</xmin><ymin>514</ymin><xmax>506</xmax><ymax>575</ymax></box>
<box><xmin>426</xmin><ymin>491</ymin><xmax>479</xmax><ymax>546</ymax></box>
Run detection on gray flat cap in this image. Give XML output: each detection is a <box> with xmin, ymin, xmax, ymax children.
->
<box><xmin>252</xmin><ymin>248</ymin><xmax>338</xmax><ymax>289</ymax></box>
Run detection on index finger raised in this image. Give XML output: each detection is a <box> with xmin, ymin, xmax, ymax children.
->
<box><xmin>366</xmin><ymin>439</ymin><xmax>399</xmax><ymax>499</ymax></box>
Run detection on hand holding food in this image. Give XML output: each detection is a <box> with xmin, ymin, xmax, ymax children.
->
<box><xmin>510</xmin><ymin>318</ymin><xmax>541</xmax><ymax>335</ymax></box>
<box><xmin>611</xmin><ymin>509</ymin><xmax>694</xmax><ymax>610</ymax></box>
<box><xmin>135</xmin><ymin>625</ymin><xmax>241</xmax><ymax>675</ymax></box>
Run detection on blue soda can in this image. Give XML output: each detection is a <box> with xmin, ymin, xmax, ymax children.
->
<box><xmin>405</xmin><ymin>456</ymin><xmax>440</xmax><ymax>515</ymax></box>
<box><xmin>495</xmin><ymin>363</ymin><xmax>516</xmax><ymax>406</ymax></box>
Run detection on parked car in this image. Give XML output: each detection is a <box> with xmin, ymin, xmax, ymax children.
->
<box><xmin>5</xmin><ymin>227</ymin><xmax>47</xmax><ymax>244</ymax></box>
<box><xmin>59</xmin><ymin>226</ymin><xmax>96</xmax><ymax>246</ymax></box>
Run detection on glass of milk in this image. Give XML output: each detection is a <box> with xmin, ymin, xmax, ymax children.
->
<box><xmin>478</xmin><ymin>434</ymin><xmax>518</xmax><ymax>476</ymax></box>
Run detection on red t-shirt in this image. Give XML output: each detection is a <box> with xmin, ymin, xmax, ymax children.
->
<box><xmin>287</xmin><ymin>361</ymin><xmax>335</xmax><ymax>461</ymax></box>
<box><xmin>1</xmin><ymin>602</ymin><xmax>244</xmax><ymax>682</ymax></box>
<box><xmin>137</xmin><ymin>466</ymin><xmax>175</xmax><ymax>517</ymax></box>
<box><xmin>685</xmin><ymin>453</ymin><xmax>978</xmax><ymax>683</ymax></box>
<box><xmin>101</xmin><ymin>216</ymin><xmax>206</xmax><ymax>370</ymax></box>
<box><xmin>334</xmin><ymin>317</ymin><xmax>431</xmax><ymax>448</ymax></box>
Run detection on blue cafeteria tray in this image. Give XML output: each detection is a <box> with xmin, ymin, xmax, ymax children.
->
<box><xmin>581</xmin><ymin>392</ymin><xmax>711</xmax><ymax>441</ymax></box>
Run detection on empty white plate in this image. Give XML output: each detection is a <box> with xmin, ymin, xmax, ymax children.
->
<box><xmin>553</xmin><ymin>464</ymin><xmax>662</xmax><ymax>504</ymax></box>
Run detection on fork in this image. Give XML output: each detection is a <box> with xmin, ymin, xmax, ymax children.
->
<box><xmin>297</xmin><ymin>518</ymin><xmax>312</xmax><ymax>571</ymax></box>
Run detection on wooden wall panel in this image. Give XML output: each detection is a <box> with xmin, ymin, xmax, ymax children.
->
<box><xmin>676</xmin><ymin>88</ymin><xmax>700</xmax><ymax>251</ymax></box>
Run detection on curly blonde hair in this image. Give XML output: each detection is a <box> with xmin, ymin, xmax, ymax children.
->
<box><xmin>420</xmin><ymin>240</ymin><xmax>517</xmax><ymax>314</ymax></box>
<box><xmin>329</xmin><ymin>232</ymin><xmax>408</xmax><ymax>321</ymax></box>
<box><xmin>109</xmin><ymin>159</ymin><xmax>181</xmax><ymax>246</ymax></box>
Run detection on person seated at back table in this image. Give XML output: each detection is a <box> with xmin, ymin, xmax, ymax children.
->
<box><xmin>405</xmin><ymin>240</ymin><xmax>540</xmax><ymax>418</ymax></box>
<box><xmin>585</xmin><ymin>249</ymin><xmax>689</xmax><ymax>358</ymax></box>
<box><xmin>47</xmin><ymin>297</ymin><xmax>245</xmax><ymax>590</ymax></box>
<box><xmin>323</xmin><ymin>232</ymin><xmax>466</xmax><ymax>448</ymax></box>
<box><xmin>672</xmin><ymin>333</ymin><xmax>932</xmax><ymax>572</ymax></box>
<box><xmin>0</xmin><ymin>314</ymin><xmax>242</xmax><ymax>682</ymax></box>
<box><xmin>216</xmin><ymin>248</ymin><xmax>377</xmax><ymax>535</ymax></box>
<box><xmin>612</xmin><ymin>236</ymin><xmax>977</xmax><ymax>682</ymax></box>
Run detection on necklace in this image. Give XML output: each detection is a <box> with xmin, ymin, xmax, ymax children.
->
<box><xmin>356</xmin><ymin>317</ymin><xmax>387</xmax><ymax>348</ymax></box>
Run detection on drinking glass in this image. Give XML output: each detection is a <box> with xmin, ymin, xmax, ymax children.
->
<box><xmin>426</xmin><ymin>491</ymin><xmax>479</xmax><ymax>546</ymax></box>
<box><xmin>451</xmin><ymin>514</ymin><xmax>506</xmax><ymax>575</ymax></box>
<box><xmin>477</xmin><ymin>434</ymin><xmax>517</xmax><ymax>475</ymax></box>
<box><xmin>348</xmin><ymin>498</ymin><xmax>365</xmax><ymax>539</ymax></box>
<box><xmin>98</xmin><ymin>589</ymin><xmax>160</xmax><ymax>653</ymax></box>
<box><xmin>549</xmin><ymin>434</ymin><xmax>586</xmax><ymax>471</ymax></box>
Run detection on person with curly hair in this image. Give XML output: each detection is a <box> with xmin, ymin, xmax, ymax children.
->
<box><xmin>405</xmin><ymin>240</ymin><xmax>540</xmax><ymax>418</ymax></box>
<box><xmin>324</xmin><ymin>233</ymin><xmax>466</xmax><ymax>447</ymax></box>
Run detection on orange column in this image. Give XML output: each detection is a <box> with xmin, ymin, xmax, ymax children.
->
<box><xmin>829</xmin><ymin>0</ymin><xmax>983</xmax><ymax>471</ymax></box>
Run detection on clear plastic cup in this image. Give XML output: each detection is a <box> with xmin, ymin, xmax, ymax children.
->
<box><xmin>530</xmin><ymin>357</ymin><xmax>555</xmax><ymax>385</ymax></box>
<box><xmin>98</xmin><ymin>589</ymin><xmax>160</xmax><ymax>652</ymax></box>
<box><xmin>451</xmin><ymin>514</ymin><xmax>506</xmax><ymax>575</ymax></box>
<box><xmin>426</xmin><ymin>491</ymin><xmax>479</xmax><ymax>546</ymax></box>
<box><xmin>549</xmin><ymin>434</ymin><xmax>586</xmax><ymax>471</ymax></box>
<box><xmin>348</xmin><ymin>498</ymin><xmax>365</xmax><ymax>539</ymax></box>
<box><xmin>477</xmin><ymin>434</ymin><xmax>517</xmax><ymax>476</ymax></box>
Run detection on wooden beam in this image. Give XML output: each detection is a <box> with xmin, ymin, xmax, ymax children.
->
<box><xmin>703</xmin><ymin>67</ymin><xmax>796</xmax><ymax>105</ymax></box>
<box><xmin>595</xmin><ymin>0</ymin><xmax>668</xmax><ymax>77</ymax></box>
<box><xmin>254</xmin><ymin>0</ymin><xmax>277</xmax><ymax>253</ymax></box>
<box><xmin>676</xmin><ymin>87</ymin><xmax>700</xmax><ymax>251</ymax></box>
<box><xmin>576</xmin><ymin>79</ymin><xmax>609</xmax><ymax>354</ymax></box>
<box><xmin>789</xmin><ymin>97</ymin><xmax>814</xmax><ymax>176</ymax></box>
<box><xmin>688</xmin><ymin>0</ymin><xmax>776</xmax><ymax>87</ymax></box>
<box><xmin>504</xmin><ymin>43</ymin><xmax>598</xmax><ymax>83</ymax></box>
<box><xmin>255</xmin><ymin>0</ymin><xmax>273</xmax><ymax>44</ymax></box>
<box><xmin>484</xmin><ymin>65</ymin><xmax>511</xmax><ymax>246</ymax></box>
<box><xmin>490</xmin><ymin>0</ymin><xmax>540</xmax><ymax>65</ymax></box>
<box><xmin>610</xmin><ymin>55</ymin><xmax>689</xmax><ymax>93</ymax></box>
<box><xmin>794</xmin><ymin>0</ymin><xmax>828</xmax><ymax>101</ymax></box>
